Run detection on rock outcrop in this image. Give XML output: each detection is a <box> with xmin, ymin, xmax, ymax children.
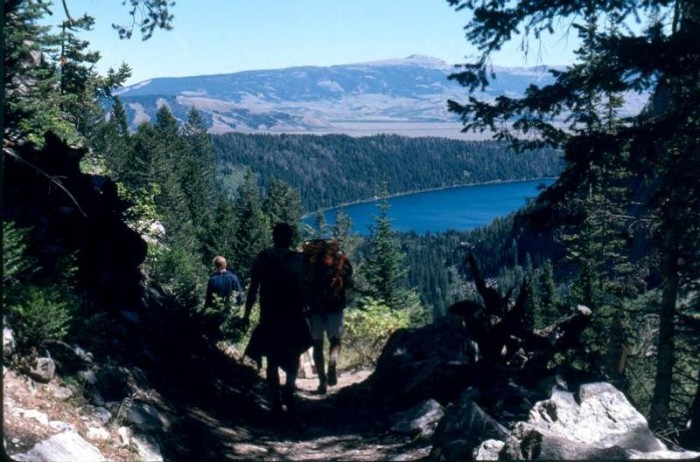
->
<box><xmin>372</xmin><ymin>253</ymin><xmax>700</xmax><ymax>460</ymax></box>
<box><xmin>4</xmin><ymin>133</ymin><xmax>147</xmax><ymax>310</ymax></box>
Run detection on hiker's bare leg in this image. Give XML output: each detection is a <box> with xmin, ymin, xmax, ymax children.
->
<box><xmin>312</xmin><ymin>338</ymin><xmax>327</xmax><ymax>393</ymax></box>
<box><xmin>328</xmin><ymin>337</ymin><xmax>341</xmax><ymax>386</ymax></box>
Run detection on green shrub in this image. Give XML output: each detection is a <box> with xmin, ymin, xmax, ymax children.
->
<box><xmin>194</xmin><ymin>291</ymin><xmax>247</xmax><ymax>343</ymax></box>
<box><xmin>3</xmin><ymin>221</ymin><xmax>77</xmax><ymax>355</ymax></box>
<box><xmin>8</xmin><ymin>285</ymin><xmax>73</xmax><ymax>354</ymax></box>
<box><xmin>342</xmin><ymin>296</ymin><xmax>412</xmax><ymax>369</ymax></box>
<box><xmin>3</xmin><ymin>221</ymin><xmax>31</xmax><ymax>285</ymax></box>
<box><xmin>233</xmin><ymin>302</ymin><xmax>260</xmax><ymax>354</ymax></box>
<box><xmin>148</xmin><ymin>246</ymin><xmax>206</xmax><ymax>309</ymax></box>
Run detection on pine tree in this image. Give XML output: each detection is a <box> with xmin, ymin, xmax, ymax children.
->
<box><xmin>313</xmin><ymin>210</ymin><xmax>329</xmax><ymax>239</ymax></box>
<box><xmin>332</xmin><ymin>208</ymin><xmax>360</xmax><ymax>258</ymax></box>
<box><xmin>151</xmin><ymin>105</ymin><xmax>196</xmax><ymax>252</ymax></box>
<box><xmin>232</xmin><ymin>171</ymin><xmax>271</xmax><ymax>281</ymax></box>
<box><xmin>181</xmin><ymin>108</ymin><xmax>218</xmax><ymax>262</ymax></box>
<box><xmin>536</xmin><ymin>259</ymin><xmax>560</xmax><ymax>328</ymax></box>
<box><xmin>210</xmin><ymin>196</ymin><xmax>238</xmax><ymax>267</ymax></box>
<box><xmin>363</xmin><ymin>188</ymin><xmax>407</xmax><ymax>309</ymax></box>
<box><xmin>4</xmin><ymin>1</ymin><xmax>72</xmax><ymax>145</ymax></box>
<box><xmin>95</xmin><ymin>96</ymin><xmax>132</xmax><ymax>180</ymax></box>
<box><xmin>262</xmin><ymin>178</ymin><xmax>303</xmax><ymax>245</ymax></box>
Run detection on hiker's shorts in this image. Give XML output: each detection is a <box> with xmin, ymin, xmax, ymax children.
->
<box><xmin>308</xmin><ymin>311</ymin><xmax>344</xmax><ymax>341</ymax></box>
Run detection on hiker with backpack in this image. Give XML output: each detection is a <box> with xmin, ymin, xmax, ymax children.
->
<box><xmin>242</xmin><ymin>223</ymin><xmax>314</xmax><ymax>413</ymax></box>
<box><xmin>303</xmin><ymin>239</ymin><xmax>354</xmax><ymax>395</ymax></box>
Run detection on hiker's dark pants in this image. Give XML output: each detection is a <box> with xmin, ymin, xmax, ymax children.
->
<box><xmin>266</xmin><ymin>356</ymin><xmax>300</xmax><ymax>391</ymax></box>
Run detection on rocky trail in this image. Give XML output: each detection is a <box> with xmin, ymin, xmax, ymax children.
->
<box><xmin>3</xmin><ymin>338</ymin><xmax>434</xmax><ymax>462</ymax></box>
<box><xmin>6</xmin><ymin>313</ymin><xmax>700</xmax><ymax>461</ymax></box>
<box><xmin>162</xmin><ymin>366</ymin><xmax>431</xmax><ymax>461</ymax></box>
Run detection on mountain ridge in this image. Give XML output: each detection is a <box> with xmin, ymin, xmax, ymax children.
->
<box><xmin>114</xmin><ymin>55</ymin><xmax>645</xmax><ymax>139</ymax></box>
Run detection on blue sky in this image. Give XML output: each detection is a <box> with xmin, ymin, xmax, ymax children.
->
<box><xmin>51</xmin><ymin>0</ymin><xmax>578</xmax><ymax>86</ymax></box>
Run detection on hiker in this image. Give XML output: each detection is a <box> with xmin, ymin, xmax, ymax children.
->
<box><xmin>205</xmin><ymin>256</ymin><xmax>244</xmax><ymax>309</ymax></box>
<box><xmin>242</xmin><ymin>223</ymin><xmax>313</xmax><ymax>413</ymax></box>
<box><xmin>304</xmin><ymin>239</ymin><xmax>354</xmax><ymax>395</ymax></box>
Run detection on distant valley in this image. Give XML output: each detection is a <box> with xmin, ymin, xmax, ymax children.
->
<box><xmin>115</xmin><ymin>55</ymin><xmax>647</xmax><ymax>139</ymax></box>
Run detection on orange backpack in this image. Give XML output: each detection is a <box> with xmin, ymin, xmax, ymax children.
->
<box><xmin>302</xmin><ymin>239</ymin><xmax>352</xmax><ymax>311</ymax></box>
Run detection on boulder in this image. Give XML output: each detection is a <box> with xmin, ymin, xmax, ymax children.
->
<box><xmin>3</xmin><ymin>321</ymin><xmax>16</xmax><ymax>358</ymax></box>
<box><xmin>86</xmin><ymin>426</ymin><xmax>110</xmax><ymax>441</ymax></box>
<box><xmin>93</xmin><ymin>406</ymin><xmax>113</xmax><ymax>425</ymax></box>
<box><xmin>11</xmin><ymin>431</ymin><xmax>106</xmax><ymax>462</ymax></box>
<box><xmin>430</xmin><ymin>389</ymin><xmax>509</xmax><ymax>461</ymax></box>
<box><xmin>370</xmin><ymin>316</ymin><xmax>477</xmax><ymax>407</ymax></box>
<box><xmin>49</xmin><ymin>421</ymin><xmax>75</xmax><ymax>432</ymax></box>
<box><xmin>496</xmin><ymin>383</ymin><xmax>700</xmax><ymax>460</ymax></box>
<box><xmin>391</xmin><ymin>399</ymin><xmax>445</xmax><ymax>439</ymax></box>
<box><xmin>44</xmin><ymin>340</ymin><xmax>93</xmax><ymax>375</ymax></box>
<box><xmin>124</xmin><ymin>400</ymin><xmax>171</xmax><ymax>432</ymax></box>
<box><xmin>95</xmin><ymin>365</ymin><xmax>129</xmax><ymax>401</ymax></box>
<box><xmin>523</xmin><ymin>384</ymin><xmax>666</xmax><ymax>452</ymax></box>
<box><xmin>50</xmin><ymin>385</ymin><xmax>73</xmax><ymax>400</ymax></box>
<box><xmin>132</xmin><ymin>433</ymin><xmax>164</xmax><ymax>462</ymax></box>
<box><xmin>117</xmin><ymin>426</ymin><xmax>132</xmax><ymax>447</ymax></box>
<box><xmin>15</xmin><ymin>408</ymin><xmax>49</xmax><ymax>426</ymax></box>
<box><xmin>473</xmin><ymin>439</ymin><xmax>505</xmax><ymax>460</ymax></box>
<box><xmin>27</xmin><ymin>357</ymin><xmax>56</xmax><ymax>383</ymax></box>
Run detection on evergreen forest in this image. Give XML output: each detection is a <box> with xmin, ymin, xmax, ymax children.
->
<box><xmin>211</xmin><ymin>133</ymin><xmax>563</xmax><ymax>211</ymax></box>
<box><xmin>3</xmin><ymin>0</ymin><xmax>700</xmax><ymax>453</ymax></box>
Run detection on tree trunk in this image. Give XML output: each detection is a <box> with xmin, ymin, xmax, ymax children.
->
<box><xmin>649</xmin><ymin>238</ymin><xmax>679</xmax><ymax>429</ymax></box>
<box><xmin>681</xmin><ymin>366</ymin><xmax>700</xmax><ymax>450</ymax></box>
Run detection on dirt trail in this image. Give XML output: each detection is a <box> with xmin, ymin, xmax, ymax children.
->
<box><xmin>166</xmin><ymin>367</ymin><xmax>432</xmax><ymax>461</ymax></box>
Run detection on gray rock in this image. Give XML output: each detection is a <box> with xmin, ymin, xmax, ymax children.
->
<box><xmin>44</xmin><ymin>340</ymin><xmax>92</xmax><ymax>375</ymax></box>
<box><xmin>49</xmin><ymin>420</ymin><xmax>75</xmax><ymax>432</ymax></box>
<box><xmin>391</xmin><ymin>399</ymin><xmax>445</xmax><ymax>438</ymax></box>
<box><xmin>530</xmin><ymin>384</ymin><xmax>666</xmax><ymax>452</ymax></box>
<box><xmin>78</xmin><ymin>368</ymin><xmax>98</xmax><ymax>385</ymax></box>
<box><xmin>125</xmin><ymin>400</ymin><xmax>171</xmax><ymax>431</ymax></box>
<box><xmin>51</xmin><ymin>386</ymin><xmax>73</xmax><ymax>400</ymax></box>
<box><xmin>27</xmin><ymin>357</ymin><xmax>56</xmax><ymax>383</ymax></box>
<box><xmin>11</xmin><ymin>431</ymin><xmax>106</xmax><ymax>461</ymax></box>
<box><xmin>72</xmin><ymin>344</ymin><xmax>94</xmax><ymax>363</ymax></box>
<box><xmin>627</xmin><ymin>449</ymin><xmax>700</xmax><ymax>459</ymax></box>
<box><xmin>86</xmin><ymin>384</ymin><xmax>105</xmax><ymax>406</ymax></box>
<box><xmin>93</xmin><ymin>406</ymin><xmax>113</xmax><ymax>425</ymax></box>
<box><xmin>3</xmin><ymin>323</ymin><xmax>16</xmax><ymax>357</ymax></box>
<box><xmin>16</xmin><ymin>408</ymin><xmax>49</xmax><ymax>426</ymax></box>
<box><xmin>499</xmin><ymin>383</ymin><xmax>674</xmax><ymax>460</ymax></box>
<box><xmin>95</xmin><ymin>365</ymin><xmax>129</xmax><ymax>401</ymax></box>
<box><xmin>132</xmin><ymin>433</ymin><xmax>164</xmax><ymax>462</ymax></box>
<box><xmin>371</xmin><ymin>316</ymin><xmax>478</xmax><ymax>405</ymax></box>
<box><xmin>431</xmin><ymin>389</ymin><xmax>509</xmax><ymax>460</ymax></box>
<box><xmin>473</xmin><ymin>439</ymin><xmax>505</xmax><ymax>460</ymax></box>
<box><xmin>117</xmin><ymin>426</ymin><xmax>132</xmax><ymax>446</ymax></box>
<box><xmin>86</xmin><ymin>426</ymin><xmax>110</xmax><ymax>441</ymax></box>
<box><xmin>501</xmin><ymin>423</ymin><xmax>630</xmax><ymax>460</ymax></box>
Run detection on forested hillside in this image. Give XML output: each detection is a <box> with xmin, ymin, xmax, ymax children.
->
<box><xmin>212</xmin><ymin>133</ymin><xmax>563</xmax><ymax>211</ymax></box>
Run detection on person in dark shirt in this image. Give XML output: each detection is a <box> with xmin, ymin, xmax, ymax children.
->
<box><xmin>205</xmin><ymin>256</ymin><xmax>244</xmax><ymax>309</ymax></box>
<box><xmin>242</xmin><ymin>223</ymin><xmax>313</xmax><ymax>414</ymax></box>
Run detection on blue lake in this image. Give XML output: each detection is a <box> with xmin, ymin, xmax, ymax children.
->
<box><xmin>306</xmin><ymin>179</ymin><xmax>555</xmax><ymax>235</ymax></box>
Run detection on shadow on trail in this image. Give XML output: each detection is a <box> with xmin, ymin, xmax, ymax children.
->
<box><xmin>152</xmin><ymin>345</ymin><xmax>415</xmax><ymax>461</ymax></box>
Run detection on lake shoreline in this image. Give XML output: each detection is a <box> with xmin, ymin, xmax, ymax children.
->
<box><xmin>301</xmin><ymin>176</ymin><xmax>557</xmax><ymax>218</ymax></box>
